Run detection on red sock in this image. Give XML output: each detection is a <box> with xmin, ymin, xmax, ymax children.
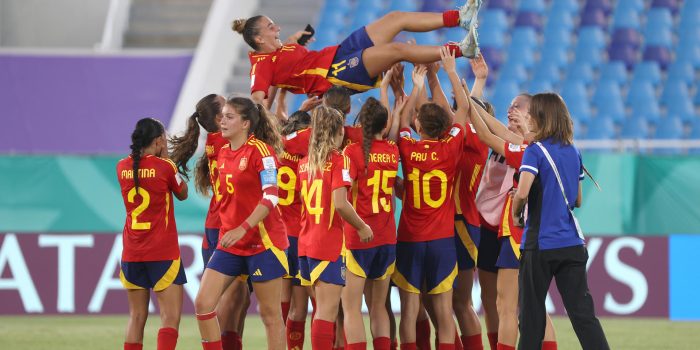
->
<box><xmin>312</xmin><ymin>319</ymin><xmax>335</xmax><ymax>350</ymax></box>
<box><xmin>282</xmin><ymin>301</ymin><xmax>291</xmax><ymax>322</ymax></box>
<box><xmin>157</xmin><ymin>327</ymin><xmax>178</xmax><ymax>350</ymax></box>
<box><xmin>401</xmin><ymin>344</ymin><xmax>418</xmax><ymax>350</ymax></box>
<box><xmin>496</xmin><ymin>343</ymin><xmax>515</xmax><ymax>350</ymax></box>
<box><xmin>438</xmin><ymin>344</ymin><xmax>455</xmax><ymax>350</ymax></box>
<box><xmin>487</xmin><ymin>333</ymin><xmax>498</xmax><ymax>350</ymax></box>
<box><xmin>454</xmin><ymin>332</ymin><xmax>464</xmax><ymax>350</ymax></box>
<box><xmin>235</xmin><ymin>332</ymin><xmax>243</xmax><ymax>350</ymax></box>
<box><xmin>415</xmin><ymin>319</ymin><xmax>431</xmax><ymax>350</ymax></box>
<box><xmin>287</xmin><ymin>319</ymin><xmax>306</xmax><ymax>350</ymax></box>
<box><xmin>201</xmin><ymin>340</ymin><xmax>223</xmax><ymax>350</ymax></box>
<box><xmin>220</xmin><ymin>331</ymin><xmax>238</xmax><ymax>350</ymax></box>
<box><xmin>444</xmin><ymin>43</ymin><xmax>464</xmax><ymax>58</ymax></box>
<box><xmin>392</xmin><ymin>339</ymin><xmax>399</xmax><ymax>350</ymax></box>
<box><xmin>461</xmin><ymin>334</ymin><xmax>483</xmax><ymax>350</ymax></box>
<box><xmin>124</xmin><ymin>343</ymin><xmax>143</xmax><ymax>350</ymax></box>
<box><xmin>541</xmin><ymin>341</ymin><xmax>557</xmax><ymax>350</ymax></box>
<box><xmin>374</xmin><ymin>337</ymin><xmax>392</xmax><ymax>350</ymax></box>
<box><xmin>346</xmin><ymin>342</ymin><xmax>366</xmax><ymax>350</ymax></box>
<box><xmin>443</xmin><ymin>10</ymin><xmax>460</xmax><ymax>27</ymax></box>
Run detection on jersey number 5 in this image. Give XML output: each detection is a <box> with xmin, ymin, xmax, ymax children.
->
<box><xmin>366</xmin><ymin>170</ymin><xmax>397</xmax><ymax>213</ymax></box>
<box><xmin>127</xmin><ymin>187</ymin><xmax>151</xmax><ymax>230</ymax></box>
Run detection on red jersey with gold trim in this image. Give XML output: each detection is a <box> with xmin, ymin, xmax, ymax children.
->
<box><xmin>204</xmin><ymin>132</ymin><xmax>228</xmax><ymax>229</ymax></box>
<box><xmin>455</xmin><ymin>124</ymin><xmax>489</xmax><ymax>227</ymax></box>
<box><xmin>397</xmin><ymin>124</ymin><xmax>465</xmax><ymax>242</ymax></box>
<box><xmin>217</xmin><ymin>136</ymin><xmax>289</xmax><ymax>256</ymax></box>
<box><xmin>283</xmin><ymin>126</ymin><xmax>362</xmax><ymax>157</ymax></box>
<box><xmin>278</xmin><ymin>149</ymin><xmax>303</xmax><ymax>237</ymax></box>
<box><xmin>117</xmin><ymin>155</ymin><xmax>185</xmax><ymax>261</ymax></box>
<box><xmin>343</xmin><ymin>140</ymin><xmax>399</xmax><ymax>249</ymax></box>
<box><xmin>249</xmin><ymin>44</ymin><xmax>339</xmax><ymax>97</ymax></box>
<box><xmin>498</xmin><ymin>142</ymin><xmax>528</xmax><ymax>242</ymax></box>
<box><xmin>297</xmin><ymin>150</ymin><xmax>351</xmax><ymax>261</ymax></box>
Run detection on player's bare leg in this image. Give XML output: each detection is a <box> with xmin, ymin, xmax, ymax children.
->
<box><xmin>125</xmin><ymin>289</ymin><xmax>150</xmax><ymax>344</ymax></box>
<box><xmin>253</xmin><ymin>278</ymin><xmax>286</xmax><ymax>350</ymax></box>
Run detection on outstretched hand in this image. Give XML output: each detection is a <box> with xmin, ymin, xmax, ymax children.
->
<box><xmin>299</xmin><ymin>96</ymin><xmax>323</xmax><ymax>112</ymax></box>
<box><xmin>440</xmin><ymin>45</ymin><xmax>457</xmax><ymax>73</ymax></box>
<box><xmin>470</xmin><ymin>54</ymin><xmax>489</xmax><ymax>79</ymax></box>
<box><xmin>286</xmin><ymin>30</ymin><xmax>313</xmax><ymax>45</ymax></box>
<box><xmin>412</xmin><ymin>65</ymin><xmax>428</xmax><ymax>90</ymax></box>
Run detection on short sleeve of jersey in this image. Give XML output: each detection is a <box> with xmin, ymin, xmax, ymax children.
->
<box><xmin>331</xmin><ymin>153</ymin><xmax>352</xmax><ymax>191</ymax></box>
<box><xmin>250</xmin><ymin>56</ymin><xmax>273</xmax><ymax>97</ymax></box>
<box><xmin>520</xmin><ymin>145</ymin><xmax>541</xmax><ymax>176</ymax></box>
<box><xmin>283</xmin><ymin>129</ymin><xmax>311</xmax><ymax>156</ymax></box>
<box><xmin>398</xmin><ymin>128</ymin><xmax>415</xmax><ymax>156</ymax></box>
<box><xmin>504</xmin><ymin>142</ymin><xmax>527</xmax><ymax>169</ymax></box>
<box><xmin>342</xmin><ymin>145</ymin><xmax>360</xmax><ymax>181</ymax></box>
<box><xmin>578</xmin><ymin>149</ymin><xmax>585</xmax><ymax>181</ymax></box>
<box><xmin>464</xmin><ymin>123</ymin><xmax>486</xmax><ymax>153</ymax></box>
<box><xmin>162</xmin><ymin>158</ymin><xmax>183</xmax><ymax>193</ymax></box>
<box><xmin>443</xmin><ymin>124</ymin><xmax>466</xmax><ymax>163</ymax></box>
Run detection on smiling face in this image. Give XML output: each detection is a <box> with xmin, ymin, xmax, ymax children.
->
<box><xmin>220</xmin><ymin>104</ymin><xmax>249</xmax><ymax>140</ymax></box>
<box><xmin>254</xmin><ymin>16</ymin><xmax>282</xmax><ymax>51</ymax></box>
<box><xmin>507</xmin><ymin>94</ymin><xmax>532</xmax><ymax>132</ymax></box>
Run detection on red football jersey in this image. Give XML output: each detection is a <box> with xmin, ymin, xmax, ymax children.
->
<box><xmin>278</xmin><ymin>149</ymin><xmax>304</xmax><ymax>237</ymax></box>
<box><xmin>454</xmin><ymin>124</ymin><xmax>489</xmax><ymax>227</ymax></box>
<box><xmin>283</xmin><ymin>126</ymin><xmax>363</xmax><ymax>157</ymax></box>
<box><xmin>204</xmin><ymin>132</ymin><xmax>229</xmax><ymax>229</ymax></box>
<box><xmin>117</xmin><ymin>155</ymin><xmax>184</xmax><ymax>261</ymax></box>
<box><xmin>499</xmin><ymin>142</ymin><xmax>528</xmax><ymax>242</ymax></box>
<box><xmin>343</xmin><ymin>140</ymin><xmax>399</xmax><ymax>249</ymax></box>
<box><xmin>217</xmin><ymin>136</ymin><xmax>289</xmax><ymax>256</ymax></box>
<box><xmin>249</xmin><ymin>44</ymin><xmax>339</xmax><ymax>97</ymax></box>
<box><xmin>397</xmin><ymin>124</ymin><xmax>465</xmax><ymax>242</ymax></box>
<box><xmin>297</xmin><ymin>150</ymin><xmax>352</xmax><ymax>261</ymax></box>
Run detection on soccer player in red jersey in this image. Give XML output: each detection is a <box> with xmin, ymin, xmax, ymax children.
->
<box><xmin>170</xmin><ymin>94</ymin><xmax>250</xmax><ymax>350</ymax></box>
<box><xmin>341</xmin><ymin>97</ymin><xmax>400</xmax><ymax>350</ymax></box>
<box><xmin>117</xmin><ymin>118</ymin><xmax>188</xmax><ymax>350</ymax></box>
<box><xmin>232</xmin><ymin>4</ymin><xmax>481</xmax><ymax>106</ymax></box>
<box><xmin>391</xmin><ymin>48</ymin><xmax>470</xmax><ymax>350</ymax></box>
<box><xmin>296</xmin><ymin>106</ymin><xmax>373</xmax><ymax>350</ymax></box>
<box><xmin>194</xmin><ymin>97</ymin><xmax>288</xmax><ymax>350</ymax></box>
<box><xmin>278</xmin><ymin>108</ymin><xmax>314</xmax><ymax>350</ymax></box>
<box><xmin>469</xmin><ymin>81</ymin><xmax>558</xmax><ymax>350</ymax></box>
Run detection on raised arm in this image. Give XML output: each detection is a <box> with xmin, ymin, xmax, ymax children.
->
<box><xmin>380</xmin><ymin>66</ymin><xmax>395</xmax><ymax>112</ymax></box>
<box><xmin>440</xmin><ymin>46</ymin><xmax>469</xmax><ymax>127</ymax></box>
<box><xmin>468</xmin><ymin>97</ymin><xmax>525</xmax><ymax>145</ymax></box>
<box><xmin>426</xmin><ymin>61</ymin><xmax>453</xmax><ymax>115</ymax></box>
<box><xmin>399</xmin><ymin>65</ymin><xmax>427</xmax><ymax>131</ymax></box>
<box><xmin>386</xmin><ymin>95</ymin><xmax>408</xmax><ymax>142</ymax></box>
<box><xmin>274</xmin><ymin>88</ymin><xmax>289</xmax><ymax>121</ymax></box>
<box><xmin>469</xmin><ymin>54</ymin><xmax>489</xmax><ymax>99</ymax></box>
<box><xmin>470</xmin><ymin>100</ymin><xmax>507</xmax><ymax>156</ymax></box>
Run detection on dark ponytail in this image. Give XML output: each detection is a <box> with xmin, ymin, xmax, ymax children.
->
<box><xmin>129</xmin><ymin>118</ymin><xmax>165</xmax><ymax>191</ymax></box>
<box><xmin>170</xmin><ymin>94</ymin><xmax>223</xmax><ymax>193</ymax></box>
<box><xmin>227</xmin><ymin>96</ymin><xmax>284</xmax><ymax>155</ymax></box>
<box><xmin>357</xmin><ymin>97</ymin><xmax>388</xmax><ymax>168</ymax></box>
<box><xmin>281</xmin><ymin>110</ymin><xmax>312</xmax><ymax>136</ymax></box>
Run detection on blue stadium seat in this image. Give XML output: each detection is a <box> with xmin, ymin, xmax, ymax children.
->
<box><xmin>680</xmin><ymin>8</ymin><xmax>700</xmax><ymax>31</ymax></box>
<box><xmin>348</xmin><ymin>11</ymin><xmax>379</xmax><ymax>33</ymax></box>
<box><xmin>630</xmin><ymin>99</ymin><xmax>661</xmax><ymax>120</ymax></box>
<box><xmin>540</xmin><ymin>46</ymin><xmax>570</xmax><ymax>69</ymax></box>
<box><xmin>609</xmin><ymin>45</ymin><xmax>639</xmax><ymax>69</ymax></box>
<box><xmin>518</xmin><ymin>0</ymin><xmax>545</xmax><ymax>14</ymax></box>
<box><xmin>322</xmin><ymin>0</ymin><xmax>351</xmax><ymax>14</ymax></box>
<box><xmin>611</xmin><ymin>28</ymin><xmax>642</xmax><ymax>49</ymax></box>
<box><xmin>586</xmin><ymin>116</ymin><xmax>617</xmax><ymax>139</ymax></box>
<box><xmin>543</xmin><ymin>26</ymin><xmax>573</xmax><ymax>49</ymax></box>
<box><xmin>533</xmin><ymin>62</ymin><xmax>561</xmax><ymax>84</ymax></box>
<box><xmin>442</xmin><ymin>27</ymin><xmax>464</xmax><ymax>42</ymax></box>
<box><xmin>514</xmin><ymin>12</ymin><xmax>544</xmax><ymax>31</ymax></box>
<box><xmin>689</xmin><ymin>119</ymin><xmax>700</xmax><ymax>140</ymax></box>
<box><xmin>593</xmin><ymin>80</ymin><xmax>623</xmax><ymax>107</ymax></box>
<box><xmin>655</xmin><ymin>116</ymin><xmax>684</xmax><ymax>139</ymax></box>
<box><xmin>499</xmin><ymin>63</ymin><xmax>528</xmax><ymax>83</ymax></box>
<box><xmin>575</xmin><ymin>45</ymin><xmax>604</xmax><ymax>68</ymax></box>
<box><xmin>618</xmin><ymin>0</ymin><xmax>645</xmax><ymax>12</ymax></box>
<box><xmin>412</xmin><ymin>31</ymin><xmax>439</xmax><ymax>45</ymax></box>
<box><xmin>580</xmin><ymin>7</ymin><xmax>607</xmax><ymax>28</ymax></box>
<box><xmin>626</xmin><ymin>80</ymin><xmax>656</xmax><ymax>107</ymax></box>
<box><xmin>544</xmin><ymin>13</ymin><xmax>575</xmax><ymax>32</ymax></box>
<box><xmin>642</xmin><ymin>46</ymin><xmax>673</xmax><ymax>70</ymax></box>
<box><xmin>651</xmin><ymin>0</ymin><xmax>680</xmax><ymax>15</ymax></box>
<box><xmin>631</xmin><ymin>61</ymin><xmax>662</xmax><ymax>87</ymax></box>
<box><xmin>578</xmin><ymin>27</ymin><xmax>607</xmax><ymax>50</ymax></box>
<box><xmin>585</xmin><ymin>0</ymin><xmax>613</xmax><ymax>15</ymax></box>
<box><xmin>661</xmin><ymin>81</ymin><xmax>690</xmax><ymax>105</ymax></box>
<box><xmin>560</xmin><ymin>80</ymin><xmax>590</xmax><ymax>120</ymax></box>
<box><xmin>388</xmin><ymin>0</ymin><xmax>417</xmax><ymax>12</ymax></box>
<box><xmin>510</xmin><ymin>27</ymin><xmax>539</xmax><ymax>50</ymax></box>
<box><xmin>486</xmin><ymin>0</ymin><xmax>515</xmax><ymax>16</ymax></box>
<box><xmin>528</xmin><ymin>80</ymin><xmax>554</xmax><ymax>94</ymax></box>
<box><xmin>678</xmin><ymin>28</ymin><xmax>700</xmax><ymax>48</ymax></box>
<box><xmin>479</xmin><ymin>46</ymin><xmax>505</xmax><ymax>71</ymax></box>
<box><xmin>566</xmin><ymin>63</ymin><xmax>594</xmax><ymax>86</ymax></box>
<box><xmin>621</xmin><ymin>118</ymin><xmax>650</xmax><ymax>139</ymax></box>
<box><xmin>478</xmin><ymin>9</ymin><xmax>510</xmax><ymax>33</ymax></box>
<box><xmin>645</xmin><ymin>28</ymin><xmax>674</xmax><ymax>48</ymax></box>
<box><xmin>479</xmin><ymin>28</ymin><xmax>506</xmax><ymax>49</ymax></box>
<box><xmin>593</xmin><ymin>101</ymin><xmax>625</xmax><ymax>123</ymax></box>
<box><xmin>491</xmin><ymin>79</ymin><xmax>521</xmax><ymax>119</ymax></box>
<box><xmin>675</xmin><ymin>44</ymin><xmax>700</xmax><ymax>69</ymax></box>
<box><xmin>599</xmin><ymin>61</ymin><xmax>628</xmax><ymax>86</ymax></box>
<box><xmin>506</xmin><ymin>45</ymin><xmax>535</xmax><ymax>68</ymax></box>
<box><xmin>612</xmin><ymin>7</ymin><xmax>641</xmax><ymax>30</ymax></box>
<box><xmin>550</xmin><ymin>0</ymin><xmax>579</xmax><ymax>15</ymax></box>
<box><xmin>645</xmin><ymin>8</ymin><xmax>674</xmax><ymax>33</ymax></box>
<box><xmin>356</xmin><ymin>0</ymin><xmax>383</xmax><ymax>12</ymax></box>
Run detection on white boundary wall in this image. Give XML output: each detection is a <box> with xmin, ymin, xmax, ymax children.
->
<box><xmin>168</xmin><ymin>0</ymin><xmax>259</xmax><ymax>136</ymax></box>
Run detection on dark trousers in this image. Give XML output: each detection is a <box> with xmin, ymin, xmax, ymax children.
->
<box><xmin>518</xmin><ymin>245</ymin><xmax>609</xmax><ymax>350</ymax></box>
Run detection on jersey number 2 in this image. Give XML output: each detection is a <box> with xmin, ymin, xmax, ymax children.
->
<box><xmin>127</xmin><ymin>187</ymin><xmax>151</xmax><ymax>230</ymax></box>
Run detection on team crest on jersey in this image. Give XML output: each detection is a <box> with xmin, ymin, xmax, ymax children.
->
<box><xmin>239</xmin><ymin>157</ymin><xmax>248</xmax><ymax>170</ymax></box>
<box><xmin>349</xmin><ymin>56</ymin><xmax>359</xmax><ymax>68</ymax></box>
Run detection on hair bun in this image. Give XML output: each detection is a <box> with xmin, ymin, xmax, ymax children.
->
<box><xmin>232</xmin><ymin>18</ymin><xmax>247</xmax><ymax>34</ymax></box>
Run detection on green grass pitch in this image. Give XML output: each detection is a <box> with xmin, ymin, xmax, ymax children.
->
<box><xmin>1</xmin><ymin>315</ymin><xmax>698</xmax><ymax>349</ymax></box>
